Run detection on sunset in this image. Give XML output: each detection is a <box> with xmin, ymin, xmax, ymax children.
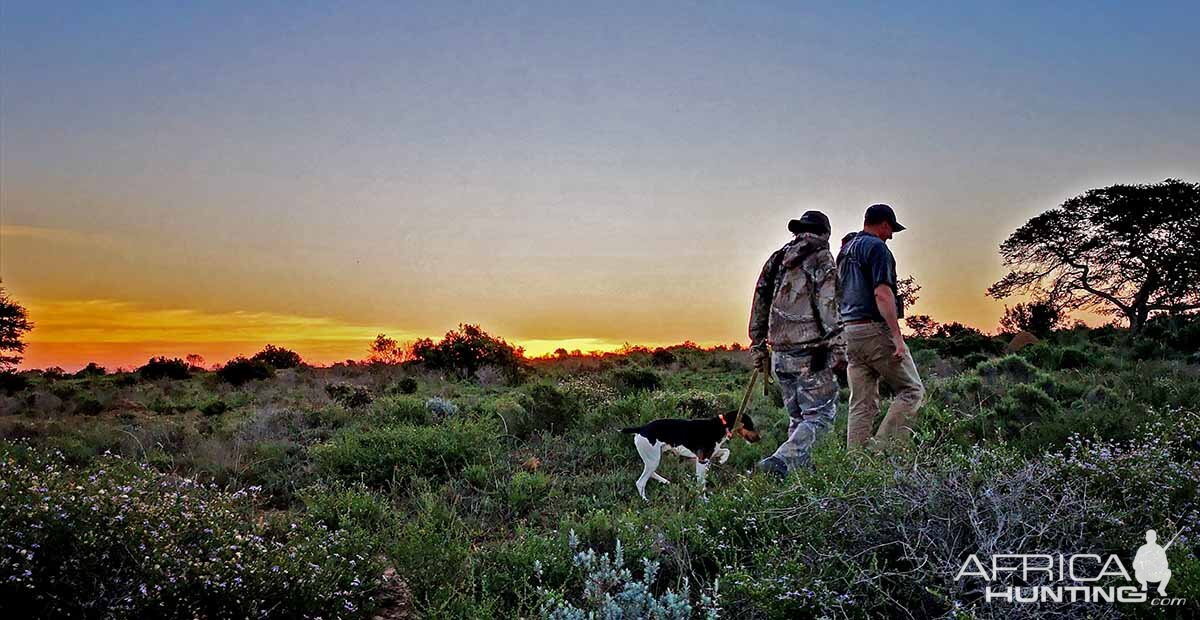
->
<box><xmin>2</xmin><ymin>2</ymin><xmax>1197</xmax><ymax>618</ymax></box>
<box><xmin>5</xmin><ymin>3</ymin><xmax>1196</xmax><ymax>370</ymax></box>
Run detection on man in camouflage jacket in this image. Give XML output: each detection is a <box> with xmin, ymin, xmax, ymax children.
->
<box><xmin>748</xmin><ymin>210</ymin><xmax>846</xmax><ymax>477</ymax></box>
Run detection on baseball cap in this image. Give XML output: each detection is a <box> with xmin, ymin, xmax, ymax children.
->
<box><xmin>864</xmin><ymin>204</ymin><xmax>906</xmax><ymax>232</ymax></box>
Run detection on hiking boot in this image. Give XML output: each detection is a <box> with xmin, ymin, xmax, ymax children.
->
<box><xmin>755</xmin><ymin>456</ymin><xmax>788</xmax><ymax>480</ymax></box>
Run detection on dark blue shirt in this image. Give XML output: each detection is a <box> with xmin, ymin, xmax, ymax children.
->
<box><xmin>837</xmin><ymin>231</ymin><xmax>902</xmax><ymax>322</ymax></box>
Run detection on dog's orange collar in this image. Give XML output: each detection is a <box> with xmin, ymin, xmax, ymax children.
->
<box><xmin>719</xmin><ymin>414</ymin><xmax>732</xmax><ymax>439</ymax></box>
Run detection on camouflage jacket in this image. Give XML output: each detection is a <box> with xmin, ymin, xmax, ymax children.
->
<box><xmin>749</xmin><ymin>232</ymin><xmax>845</xmax><ymax>359</ymax></box>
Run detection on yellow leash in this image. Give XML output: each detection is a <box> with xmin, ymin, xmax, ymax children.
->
<box><xmin>731</xmin><ymin>367</ymin><xmax>761</xmax><ymax>436</ymax></box>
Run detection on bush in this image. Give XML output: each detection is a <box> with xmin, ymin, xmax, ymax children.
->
<box><xmin>324</xmin><ymin>382</ymin><xmax>373</xmax><ymax>409</ymax></box>
<box><xmin>511</xmin><ymin>383</ymin><xmax>578</xmax><ymax>437</ymax></box>
<box><xmin>505</xmin><ymin>471</ymin><xmax>552</xmax><ymax>516</ymax></box>
<box><xmin>370</xmin><ymin>396</ymin><xmax>430</xmax><ymax>425</ymax></box>
<box><xmin>312</xmin><ymin>419</ymin><xmax>495</xmax><ymax>487</ymax></box>
<box><xmin>75</xmin><ymin>396</ymin><xmax>104</xmax><ymax>416</ymax></box>
<box><xmin>391</xmin><ymin>376</ymin><xmax>419</xmax><ymax>395</ymax></box>
<box><xmin>425</xmin><ymin>396</ymin><xmax>458</xmax><ymax>419</ymax></box>
<box><xmin>216</xmin><ymin>357</ymin><xmax>275</xmax><ymax>386</ymax></box>
<box><xmin>412</xmin><ymin>324</ymin><xmax>523</xmax><ymax>380</ymax></box>
<box><xmin>975</xmin><ymin>354</ymin><xmax>1038</xmax><ymax>383</ymax></box>
<box><xmin>608</xmin><ymin>367</ymin><xmax>661</xmax><ymax>393</ymax></box>
<box><xmin>137</xmin><ymin>356</ymin><xmax>190</xmax><ymax>380</ymax></box>
<box><xmin>0</xmin><ymin>371</ymin><xmax>29</xmax><ymax>395</ymax></box>
<box><xmin>1057</xmin><ymin>346</ymin><xmax>1089</xmax><ymax>369</ymax></box>
<box><xmin>73</xmin><ymin>362</ymin><xmax>107</xmax><ymax>378</ymax></box>
<box><xmin>250</xmin><ymin>344</ymin><xmax>303</xmax><ymax>369</ymax></box>
<box><xmin>200</xmin><ymin>398</ymin><xmax>229</xmax><ymax>416</ymax></box>
<box><xmin>299</xmin><ymin>480</ymin><xmax>394</xmax><ymax>534</ymax></box>
<box><xmin>650</xmin><ymin>348</ymin><xmax>677</xmax><ymax>366</ymax></box>
<box><xmin>538</xmin><ymin>535</ymin><xmax>716</xmax><ymax>620</ymax></box>
<box><xmin>0</xmin><ymin>451</ymin><xmax>383</xmax><ymax>618</ymax></box>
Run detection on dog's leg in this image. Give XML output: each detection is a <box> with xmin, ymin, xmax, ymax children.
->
<box><xmin>694</xmin><ymin>459</ymin><xmax>710</xmax><ymax>489</ymax></box>
<box><xmin>714</xmin><ymin>447</ymin><xmax>730</xmax><ymax>464</ymax></box>
<box><xmin>633</xmin><ymin>434</ymin><xmax>661</xmax><ymax>501</ymax></box>
<box><xmin>651</xmin><ymin>472</ymin><xmax>670</xmax><ymax>484</ymax></box>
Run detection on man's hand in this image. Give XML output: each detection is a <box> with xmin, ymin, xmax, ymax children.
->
<box><xmin>891</xmin><ymin>334</ymin><xmax>906</xmax><ymax>361</ymax></box>
<box><xmin>752</xmin><ymin>348</ymin><xmax>770</xmax><ymax>371</ymax></box>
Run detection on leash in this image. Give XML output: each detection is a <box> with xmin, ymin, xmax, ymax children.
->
<box><xmin>728</xmin><ymin>367</ymin><xmax>761</xmax><ymax>439</ymax></box>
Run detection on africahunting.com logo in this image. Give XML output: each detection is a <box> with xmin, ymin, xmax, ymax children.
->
<box><xmin>955</xmin><ymin>529</ymin><xmax>1186</xmax><ymax>607</ymax></box>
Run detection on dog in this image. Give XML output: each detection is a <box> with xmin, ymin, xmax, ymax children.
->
<box><xmin>620</xmin><ymin>412</ymin><xmax>760</xmax><ymax>500</ymax></box>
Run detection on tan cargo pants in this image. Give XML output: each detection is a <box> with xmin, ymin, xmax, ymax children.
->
<box><xmin>844</xmin><ymin>322</ymin><xmax>925</xmax><ymax>450</ymax></box>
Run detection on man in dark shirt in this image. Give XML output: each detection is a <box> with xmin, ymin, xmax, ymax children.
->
<box><xmin>837</xmin><ymin>204</ymin><xmax>925</xmax><ymax>451</ymax></box>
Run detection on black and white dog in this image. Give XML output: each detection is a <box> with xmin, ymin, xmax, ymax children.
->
<box><xmin>620</xmin><ymin>412</ymin><xmax>760</xmax><ymax>500</ymax></box>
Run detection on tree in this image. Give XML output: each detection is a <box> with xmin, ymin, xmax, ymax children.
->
<box><xmin>412</xmin><ymin>324</ymin><xmax>523</xmax><ymax>380</ymax></box>
<box><xmin>0</xmin><ymin>286</ymin><xmax>33</xmax><ymax>370</ymax></box>
<box><xmin>368</xmin><ymin>334</ymin><xmax>413</xmax><ymax>365</ymax></box>
<box><xmin>989</xmin><ymin>179</ymin><xmax>1200</xmax><ymax>332</ymax></box>
<box><xmin>897</xmin><ymin>275</ymin><xmax>921</xmax><ymax>311</ymax></box>
<box><xmin>185</xmin><ymin>354</ymin><xmax>206</xmax><ymax>370</ymax></box>
<box><xmin>904</xmin><ymin>314</ymin><xmax>940</xmax><ymax>339</ymax></box>
<box><xmin>999</xmin><ymin>300</ymin><xmax>1065</xmax><ymax>337</ymax></box>
<box><xmin>251</xmin><ymin>344</ymin><xmax>302</xmax><ymax>369</ymax></box>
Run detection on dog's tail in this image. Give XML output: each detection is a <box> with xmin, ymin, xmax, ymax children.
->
<box><xmin>619</xmin><ymin>425</ymin><xmax>643</xmax><ymax>434</ymax></box>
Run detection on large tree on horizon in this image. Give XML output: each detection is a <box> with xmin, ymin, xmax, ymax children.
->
<box><xmin>988</xmin><ymin>179</ymin><xmax>1200</xmax><ymax>333</ymax></box>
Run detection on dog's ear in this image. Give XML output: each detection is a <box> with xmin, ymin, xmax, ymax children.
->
<box><xmin>740</xmin><ymin>414</ymin><xmax>755</xmax><ymax>431</ymax></box>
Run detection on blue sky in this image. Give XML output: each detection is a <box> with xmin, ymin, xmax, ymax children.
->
<box><xmin>2</xmin><ymin>1</ymin><xmax>1198</xmax><ymax>366</ymax></box>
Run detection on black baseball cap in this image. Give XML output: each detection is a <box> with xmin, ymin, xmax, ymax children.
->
<box><xmin>864</xmin><ymin>204</ymin><xmax>906</xmax><ymax>232</ymax></box>
<box><xmin>788</xmin><ymin>210</ymin><xmax>831</xmax><ymax>235</ymax></box>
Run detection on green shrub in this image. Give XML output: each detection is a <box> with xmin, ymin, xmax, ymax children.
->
<box><xmin>148</xmin><ymin>395</ymin><xmax>192</xmax><ymax>415</ymax></box>
<box><xmin>504</xmin><ymin>471</ymin><xmax>551</xmax><ymax>515</ymax></box>
<box><xmin>491</xmin><ymin>395</ymin><xmax>530</xmax><ymax>436</ymax></box>
<box><xmin>388</xmin><ymin>489</ymin><xmax>475</xmax><ymax>610</ymax></box>
<box><xmin>650</xmin><ymin>348</ymin><xmax>676</xmax><ymax>366</ymax></box>
<box><xmin>961</xmin><ymin>352</ymin><xmax>990</xmax><ymax>368</ymax></box>
<box><xmin>976</xmin><ymin>354</ymin><xmax>1038</xmax><ymax>383</ymax></box>
<box><xmin>370</xmin><ymin>396</ymin><xmax>430</xmax><ymax>425</ymax></box>
<box><xmin>75</xmin><ymin>396</ymin><xmax>104</xmax><ymax>416</ymax></box>
<box><xmin>200</xmin><ymin>398</ymin><xmax>229</xmax><ymax>416</ymax></box>
<box><xmin>608</xmin><ymin>366</ymin><xmax>661</xmax><ymax>393</ymax></box>
<box><xmin>299</xmin><ymin>480</ymin><xmax>394</xmax><ymax>534</ymax></box>
<box><xmin>217</xmin><ymin>357</ymin><xmax>275</xmax><ymax>386</ymax></box>
<box><xmin>137</xmin><ymin>356</ymin><xmax>190</xmax><ymax>380</ymax></box>
<box><xmin>312</xmin><ymin>419</ymin><xmax>495</xmax><ymax>488</ymax></box>
<box><xmin>390</xmin><ymin>376</ymin><xmax>419</xmax><ymax>395</ymax></box>
<box><xmin>1056</xmin><ymin>346</ymin><xmax>1090</xmax><ymax>369</ymax></box>
<box><xmin>511</xmin><ymin>383</ymin><xmax>578</xmax><ymax>437</ymax></box>
<box><xmin>325</xmin><ymin>382</ymin><xmax>373</xmax><ymax>409</ymax></box>
<box><xmin>0</xmin><ymin>451</ymin><xmax>383</xmax><ymax>618</ymax></box>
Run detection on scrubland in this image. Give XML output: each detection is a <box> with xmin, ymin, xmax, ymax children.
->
<box><xmin>2</xmin><ymin>319</ymin><xmax>1198</xmax><ymax>619</ymax></box>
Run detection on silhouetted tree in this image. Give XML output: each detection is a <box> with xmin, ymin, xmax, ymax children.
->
<box><xmin>412</xmin><ymin>324</ymin><xmax>523</xmax><ymax>380</ymax></box>
<box><xmin>251</xmin><ymin>344</ymin><xmax>302</xmax><ymax>369</ymax></box>
<box><xmin>904</xmin><ymin>314</ymin><xmax>940</xmax><ymax>339</ymax></box>
<box><xmin>368</xmin><ymin>334</ymin><xmax>412</xmax><ymax>365</ymax></box>
<box><xmin>897</xmin><ymin>275</ymin><xmax>921</xmax><ymax>311</ymax></box>
<box><xmin>0</xmin><ymin>286</ymin><xmax>33</xmax><ymax>370</ymax></box>
<box><xmin>999</xmin><ymin>300</ymin><xmax>1065</xmax><ymax>337</ymax></box>
<box><xmin>138</xmin><ymin>357</ymin><xmax>190</xmax><ymax>380</ymax></box>
<box><xmin>185</xmin><ymin>354</ymin><xmax>206</xmax><ymax>370</ymax></box>
<box><xmin>989</xmin><ymin>179</ymin><xmax>1200</xmax><ymax>332</ymax></box>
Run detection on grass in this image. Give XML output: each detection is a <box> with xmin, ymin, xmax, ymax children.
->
<box><xmin>1</xmin><ymin>332</ymin><xmax>1198</xmax><ymax>618</ymax></box>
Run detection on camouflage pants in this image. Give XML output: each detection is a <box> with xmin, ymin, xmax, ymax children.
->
<box><xmin>769</xmin><ymin>349</ymin><xmax>838</xmax><ymax>471</ymax></box>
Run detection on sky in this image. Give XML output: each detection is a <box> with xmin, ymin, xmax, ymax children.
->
<box><xmin>2</xmin><ymin>1</ymin><xmax>1198</xmax><ymax>370</ymax></box>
